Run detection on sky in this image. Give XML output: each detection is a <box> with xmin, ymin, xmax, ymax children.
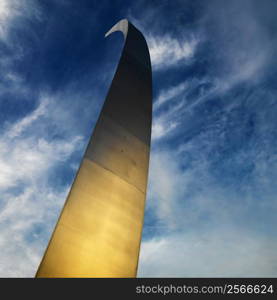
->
<box><xmin>0</xmin><ymin>0</ymin><xmax>276</xmax><ymax>277</ymax></box>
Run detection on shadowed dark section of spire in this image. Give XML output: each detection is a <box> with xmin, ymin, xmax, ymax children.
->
<box><xmin>97</xmin><ymin>20</ymin><xmax>152</xmax><ymax>145</ymax></box>
<box><xmin>84</xmin><ymin>19</ymin><xmax>152</xmax><ymax>192</ymax></box>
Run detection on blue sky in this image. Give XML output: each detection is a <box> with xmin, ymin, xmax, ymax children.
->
<box><xmin>0</xmin><ymin>0</ymin><xmax>276</xmax><ymax>277</ymax></box>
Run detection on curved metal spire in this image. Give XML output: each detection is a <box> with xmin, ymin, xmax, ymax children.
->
<box><xmin>105</xmin><ymin>18</ymin><xmax>128</xmax><ymax>39</ymax></box>
<box><xmin>36</xmin><ymin>19</ymin><xmax>152</xmax><ymax>278</ymax></box>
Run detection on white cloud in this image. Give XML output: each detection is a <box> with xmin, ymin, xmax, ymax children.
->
<box><xmin>141</xmin><ymin>133</ymin><xmax>277</xmax><ymax>277</ymax></box>
<box><xmin>0</xmin><ymin>186</ymin><xmax>69</xmax><ymax>277</ymax></box>
<box><xmin>0</xmin><ymin>0</ymin><xmax>15</xmax><ymax>39</ymax></box>
<box><xmin>0</xmin><ymin>135</ymin><xmax>82</xmax><ymax>189</ymax></box>
<box><xmin>152</xmin><ymin>120</ymin><xmax>178</xmax><ymax>141</ymax></box>
<box><xmin>202</xmin><ymin>0</ymin><xmax>274</xmax><ymax>93</ymax></box>
<box><xmin>148</xmin><ymin>35</ymin><xmax>199</xmax><ymax>70</ymax></box>
<box><xmin>151</xmin><ymin>77</ymin><xmax>217</xmax><ymax>141</ymax></box>
<box><xmin>152</xmin><ymin>98</ymin><xmax>185</xmax><ymax>140</ymax></box>
<box><xmin>215</xmin><ymin>44</ymin><xmax>270</xmax><ymax>93</ymax></box>
<box><xmin>147</xmin><ymin>149</ymin><xmax>223</xmax><ymax>230</ymax></box>
<box><xmin>147</xmin><ymin>151</ymin><xmax>185</xmax><ymax>228</ymax></box>
<box><xmin>152</xmin><ymin>81</ymin><xmax>190</xmax><ymax>140</ymax></box>
<box><xmin>7</xmin><ymin>100</ymin><xmax>48</xmax><ymax>139</ymax></box>
<box><xmin>0</xmin><ymin>97</ymin><xmax>83</xmax><ymax>190</ymax></box>
<box><xmin>0</xmin><ymin>0</ymin><xmax>42</xmax><ymax>105</ymax></box>
<box><xmin>0</xmin><ymin>92</ymin><xmax>85</xmax><ymax>277</ymax></box>
<box><xmin>155</xmin><ymin>82</ymin><xmax>187</xmax><ymax>109</ymax></box>
<box><xmin>0</xmin><ymin>1</ymin><xmax>104</xmax><ymax>274</ymax></box>
<box><xmin>0</xmin><ymin>0</ymin><xmax>40</xmax><ymax>42</ymax></box>
<box><xmin>0</xmin><ymin>1</ymin><xmax>11</xmax><ymax>19</ymax></box>
<box><xmin>138</xmin><ymin>230</ymin><xmax>277</xmax><ymax>277</ymax></box>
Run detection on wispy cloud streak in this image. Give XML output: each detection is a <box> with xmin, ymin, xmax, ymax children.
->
<box><xmin>148</xmin><ymin>35</ymin><xmax>199</xmax><ymax>70</ymax></box>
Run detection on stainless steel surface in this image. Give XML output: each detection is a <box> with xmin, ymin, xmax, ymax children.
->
<box><xmin>36</xmin><ymin>19</ymin><xmax>152</xmax><ymax>278</ymax></box>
